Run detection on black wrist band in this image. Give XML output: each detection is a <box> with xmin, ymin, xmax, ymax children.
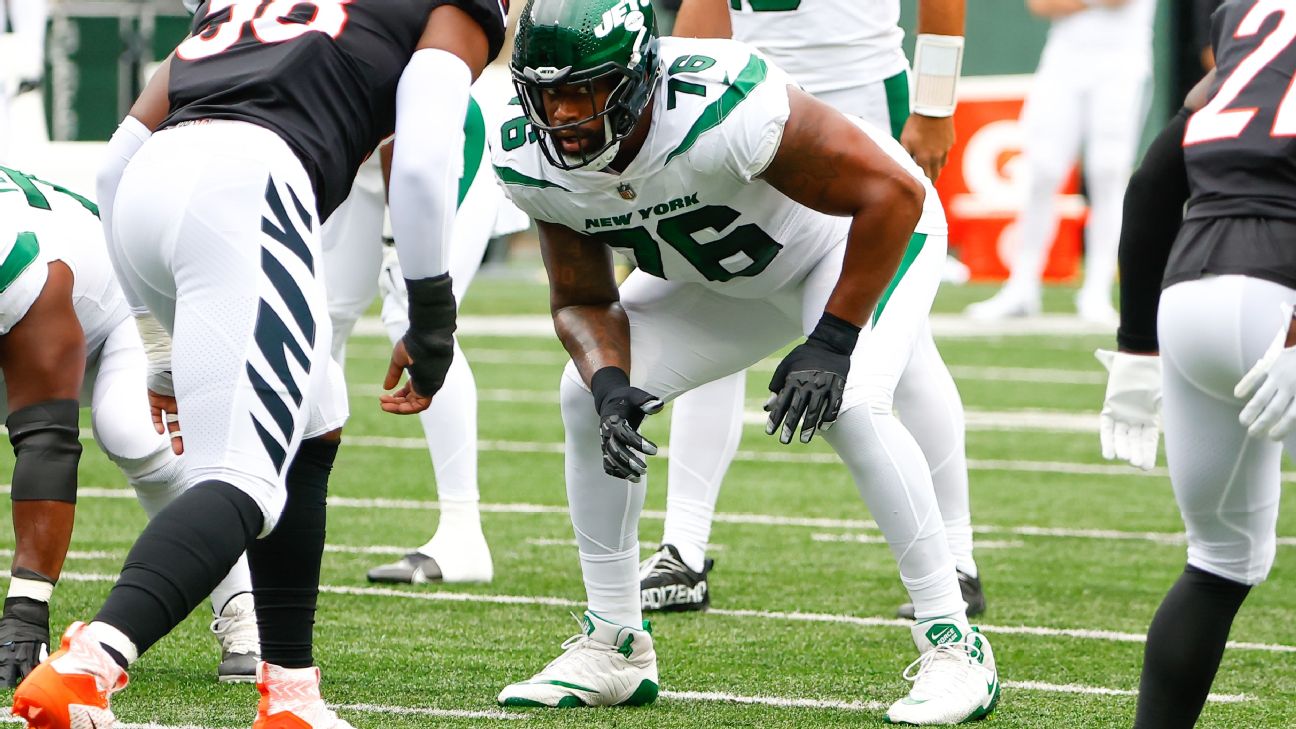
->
<box><xmin>807</xmin><ymin>312</ymin><xmax>862</xmax><ymax>355</ymax></box>
<box><xmin>590</xmin><ymin>366</ymin><xmax>631</xmax><ymax>413</ymax></box>
<box><xmin>405</xmin><ymin>272</ymin><xmax>456</xmax><ymax>326</ymax></box>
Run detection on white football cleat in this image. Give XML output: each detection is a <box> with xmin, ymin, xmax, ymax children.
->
<box><xmin>498</xmin><ymin>611</ymin><xmax>659</xmax><ymax>708</ymax></box>
<box><xmin>366</xmin><ymin>503</ymin><xmax>493</xmax><ymax>584</ymax></box>
<box><xmin>211</xmin><ymin>593</ymin><xmax>260</xmax><ymax>683</ymax></box>
<box><xmin>964</xmin><ymin>286</ymin><xmax>1041</xmax><ymax>321</ymax></box>
<box><xmin>253</xmin><ymin>662</ymin><xmax>355</xmax><ymax>729</ymax></box>
<box><xmin>884</xmin><ymin>619</ymin><xmax>999</xmax><ymax>725</ymax></box>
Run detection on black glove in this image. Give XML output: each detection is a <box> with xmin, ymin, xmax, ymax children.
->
<box><xmin>765</xmin><ymin>312</ymin><xmax>860</xmax><ymax>444</ymax></box>
<box><xmin>0</xmin><ymin>595</ymin><xmax>50</xmax><ymax>688</ymax></box>
<box><xmin>402</xmin><ymin>273</ymin><xmax>457</xmax><ymax>397</ymax></box>
<box><xmin>591</xmin><ymin>367</ymin><xmax>663</xmax><ymax>482</ymax></box>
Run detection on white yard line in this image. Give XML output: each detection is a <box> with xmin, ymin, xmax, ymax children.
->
<box><xmin>15</xmin><ymin>569</ymin><xmax>1293</xmax><ymax>654</ymax></box>
<box><xmin>661</xmin><ymin>690</ymin><xmax>886</xmax><ymax>711</ymax></box>
<box><xmin>1</xmin><ymin>720</ymin><xmax>234</xmax><ymax>729</ymax></box>
<box><xmin>335</xmin><ymin>704</ymin><xmax>527</xmax><ymax>720</ymax></box>
<box><xmin>811</xmin><ymin>534</ymin><xmax>1025</xmax><ymax>549</ymax></box>
<box><xmin>355</xmin><ymin>314</ymin><xmax>1118</xmax><ymax>340</ymax></box>
<box><xmin>30</xmin><ymin>486</ymin><xmax>1296</xmax><ymax>548</ymax></box>
<box><xmin>523</xmin><ymin>538</ymin><xmax>726</xmax><ymax>551</ymax></box>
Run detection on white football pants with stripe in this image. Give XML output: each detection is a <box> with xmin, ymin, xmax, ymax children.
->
<box><xmin>661</xmin><ymin>74</ymin><xmax>977</xmax><ymax>582</ymax></box>
<box><xmin>567</xmin><ymin>234</ymin><xmax>967</xmax><ymax>628</ymax></box>
<box><xmin>109</xmin><ymin>121</ymin><xmax>347</xmax><ymax>534</ymax></box>
<box><xmin>1160</xmin><ymin>275</ymin><xmax>1294</xmax><ymax>585</ymax></box>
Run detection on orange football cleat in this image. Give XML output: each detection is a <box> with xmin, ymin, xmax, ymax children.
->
<box><xmin>253</xmin><ymin>662</ymin><xmax>354</xmax><ymax>729</ymax></box>
<box><xmin>11</xmin><ymin>622</ymin><xmax>127</xmax><ymax>729</ymax></box>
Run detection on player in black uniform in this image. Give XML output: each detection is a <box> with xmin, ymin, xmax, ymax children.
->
<box><xmin>11</xmin><ymin>1</ymin><xmax>506</xmax><ymax>727</ymax></box>
<box><xmin>1097</xmin><ymin>1</ymin><xmax>1295</xmax><ymax>725</ymax></box>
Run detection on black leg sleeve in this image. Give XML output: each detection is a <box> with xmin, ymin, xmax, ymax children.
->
<box><xmin>248</xmin><ymin>437</ymin><xmax>340</xmax><ymax>669</ymax></box>
<box><xmin>95</xmin><ymin>481</ymin><xmax>262</xmax><ymax>654</ymax></box>
<box><xmin>1117</xmin><ymin>108</ymin><xmax>1193</xmax><ymax>353</ymax></box>
<box><xmin>1134</xmin><ymin>564</ymin><xmax>1251</xmax><ymax>729</ymax></box>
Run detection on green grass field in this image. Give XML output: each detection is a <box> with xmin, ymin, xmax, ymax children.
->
<box><xmin>2</xmin><ymin>276</ymin><xmax>1293</xmax><ymax>728</ymax></box>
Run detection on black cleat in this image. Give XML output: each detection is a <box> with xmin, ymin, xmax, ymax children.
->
<box><xmin>639</xmin><ymin>544</ymin><xmax>713</xmax><ymax>613</ymax></box>
<box><xmin>0</xmin><ymin>597</ymin><xmax>50</xmax><ymax>687</ymax></box>
<box><xmin>897</xmin><ymin>570</ymin><xmax>986</xmax><ymax>620</ymax></box>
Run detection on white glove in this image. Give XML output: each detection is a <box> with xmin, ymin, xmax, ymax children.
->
<box><xmin>1235</xmin><ymin>303</ymin><xmax>1296</xmax><ymax>441</ymax></box>
<box><xmin>1096</xmin><ymin>349</ymin><xmax>1161</xmax><ymax>471</ymax></box>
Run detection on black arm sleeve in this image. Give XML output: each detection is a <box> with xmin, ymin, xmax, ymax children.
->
<box><xmin>1116</xmin><ymin>108</ymin><xmax>1192</xmax><ymax>353</ymax></box>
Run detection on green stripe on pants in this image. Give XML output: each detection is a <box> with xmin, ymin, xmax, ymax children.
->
<box><xmin>873</xmin><ymin>232</ymin><xmax>927</xmax><ymax>325</ymax></box>
<box><xmin>458</xmin><ymin>97</ymin><xmax>487</xmax><ymax>208</ymax></box>
<box><xmin>883</xmin><ymin>70</ymin><xmax>911</xmax><ymax>141</ymax></box>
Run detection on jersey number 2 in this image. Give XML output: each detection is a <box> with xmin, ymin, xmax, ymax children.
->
<box><xmin>1185</xmin><ymin>1</ymin><xmax>1296</xmax><ymax>145</ymax></box>
<box><xmin>177</xmin><ymin>0</ymin><xmax>350</xmax><ymax>61</ymax></box>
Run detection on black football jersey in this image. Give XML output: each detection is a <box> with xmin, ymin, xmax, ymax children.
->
<box><xmin>1183</xmin><ymin>0</ymin><xmax>1296</xmax><ymax>222</ymax></box>
<box><xmin>164</xmin><ymin>0</ymin><xmax>507</xmax><ymax>219</ymax></box>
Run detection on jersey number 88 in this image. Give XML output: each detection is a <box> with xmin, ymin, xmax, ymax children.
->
<box><xmin>177</xmin><ymin>0</ymin><xmax>350</xmax><ymax>61</ymax></box>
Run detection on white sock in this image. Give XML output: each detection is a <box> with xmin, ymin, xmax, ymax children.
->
<box><xmin>580</xmin><ymin>545</ymin><xmax>642</xmax><ymax>629</ymax></box>
<box><xmin>662</xmin><ymin>372</ymin><xmax>745</xmax><ymax>573</ymax></box>
<box><xmin>419</xmin><ymin>498</ymin><xmax>484</xmax><ymax>555</ymax></box>
<box><xmin>561</xmin><ymin>365</ymin><xmax>645</xmax><ymax>629</ymax></box>
<box><xmin>418</xmin><ymin>341</ymin><xmax>479</xmax><ymax>503</ymax></box>
<box><xmin>822</xmin><ymin>405</ymin><xmax>964</xmax><ymax>619</ymax></box>
<box><xmin>7</xmin><ymin>576</ymin><xmax>53</xmax><ymax>603</ymax></box>
<box><xmin>86</xmin><ymin>621</ymin><xmax>139</xmax><ymax>666</ymax></box>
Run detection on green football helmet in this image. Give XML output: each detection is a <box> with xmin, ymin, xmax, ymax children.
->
<box><xmin>511</xmin><ymin>0</ymin><xmax>660</xmax><ymax>170</ymax></box>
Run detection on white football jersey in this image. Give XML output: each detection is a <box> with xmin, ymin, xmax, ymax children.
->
<box><xmin>1047</xmin><ymin>0</ymin><xmax>1156</xmax><ymax>52</ymax></box>
<box><xmin>728</xmin><ymin>0</ymin><xmax>908</xmax><ymax>95</ymax></box>
<box><xmin>490</xmin><ymin>38</ymin><xmax>944</xmax><ymax>300</ymax></box>
<box><xmin>0</xmin><ymin>166</ymin><xmax>128</xmax><ymax>347</ymax></box>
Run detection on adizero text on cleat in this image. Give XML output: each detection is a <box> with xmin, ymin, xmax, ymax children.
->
<box><xmin>639</xmin><ymin>544</ymin><xmax>713</xmax><ymax>613</ymax></box>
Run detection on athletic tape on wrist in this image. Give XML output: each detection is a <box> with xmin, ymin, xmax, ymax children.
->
<box><xmin>590</xmin><ymin>366</ymin><xmax>631</xmax><ymax>415</ymax></box>
<box><xmin>807</xmin><ymin>312</ymin><xmax>862</xmax><ymax>356</ymax></box>
<box><xmin>912</xmin><ymin>34</ymin><xmax>964</xmax><ymax>118</ymax></box>
<box><xmin>7</xmin><ymin>576</ymin><xmax>54</xmax><ymax>603</ymax></box>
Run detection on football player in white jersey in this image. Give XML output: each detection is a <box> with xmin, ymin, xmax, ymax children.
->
<box><xmin>643</xmin><ymin>0</ymin><xmax>983</xmax><ymax>622</ymax></box>
<box><xmin>324</xmin><ymin>97</ymin><xmax>501</xmax><ymax>586</ymax></box>
<box><xmin>965</xmin><ymin>0</ymin><xmax>1156</xmax><ymax>323</ymax></box>
<box><xmin>0</xmin><ymin>0</ymin><xmax>47</xmax><ymax>162</ymax></box>
<box><xmin>490</xmin><ymin>1</ymin><xmax>998</xmax><ymax>723</ymax></box>
<box><xmin>0</xmin><ymin>165</ymin><xmax>259</xmax><ymax>687</ymax></box>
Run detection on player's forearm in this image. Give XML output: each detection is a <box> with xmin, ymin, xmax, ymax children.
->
<box><xmin>1116</xmin><ymin>108</ymin><xmax>1191</xmax><ymax>355</ymax></box>
<box><xmin>827</xmin><ymin>178</ymin><xmax>925</xmax><ymax>327</ymax></box>
<box><xmin>389</xmin><ymin>48</ymin><xmax>470</xmax><ymax>279</ymax></box>
<box><xmin>917</xmin><ymin>0</ymin><xmax>964</xmax><ymax>36</ymax></box>
<box><xmin>672</xmin><ymin>0</ymin><xmax>733</xmax><ymax>39</ymax></box>
<box><xmin>553</xmin><ymin>305</ymin><xmax>633</xmax><ymax>385</ymax></box>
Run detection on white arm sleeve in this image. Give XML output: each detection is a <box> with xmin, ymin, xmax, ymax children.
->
<box><xmin>98</xmin><ymin>116</ymin><xmax>151</xmax><ymax>246</ymax></box>
<box><xmin>389</xmin><ymin>48</ymin><xmax>470</xmax><ymax>280</ymax></box>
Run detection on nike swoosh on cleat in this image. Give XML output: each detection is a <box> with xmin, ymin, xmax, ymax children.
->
<box><xmin>899</xmin><ymin>697</ymin><xmax>928</xmax><ymax>705</ymax></box>
<box><xmin>528</xmin><ymin>679</ymin><xmax>598</xmax><ymax>693</ymax></box>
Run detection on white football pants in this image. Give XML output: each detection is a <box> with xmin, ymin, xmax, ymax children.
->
<box><xmin>1159</xmin><ymin>274</ymin><xmax>1295</xmax><ymax>586</ymax></box>
<box><xmin>1004</xmin><ymin>42</ymin><xmax>1151</xmax><ymax>300</ymax></box>
<box><xmin>110</xmin><ymin>121</ymin><xmax>347</xmax><ymax>535</ymax></box>
<box><xmin>567</xmin><ymin>235</ymin><xmax>966</xmax><ymax>627</ymax></box>
<box><xmin>0</xmin><ymin>288</ymin><xmax>253</xmax><ymax>613</ymax></box>
<box><xmin>662</xmin><ymin>74</ymin><xmax>977</xmax><ymax>581</ymax></box>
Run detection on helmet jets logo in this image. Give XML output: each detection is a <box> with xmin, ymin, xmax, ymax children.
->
<box><xmin>595</xmin><ymin>0</ymin><xmax>652</xmax><ymax>38</ymax></box>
